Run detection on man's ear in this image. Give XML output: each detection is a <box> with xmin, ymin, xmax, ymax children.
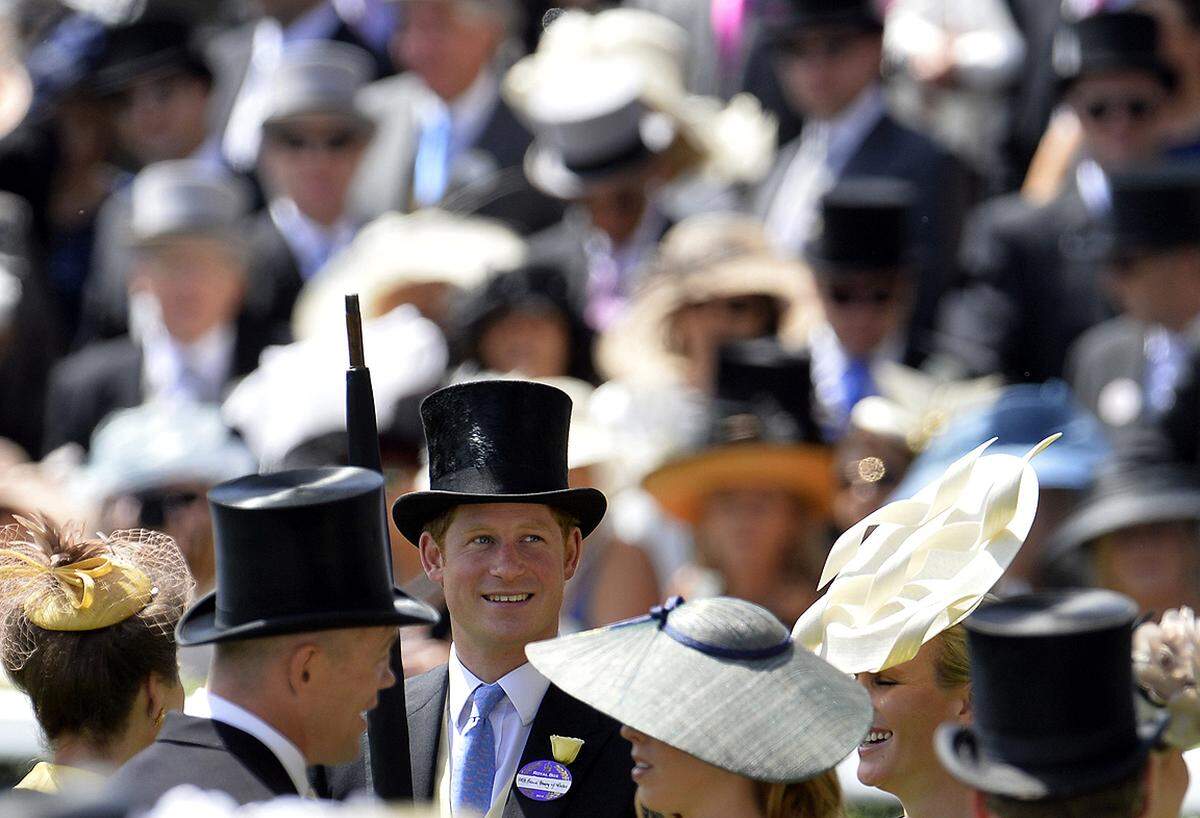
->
<box><xmin>953</xmin><ymin>687</ymin><xmax>972</xmax><ymax>724</ymax></box>
<box><xmin>562</xmin><ymin>528</ymin><xmax>583</xmax><ymax>582</ymax></box>
<box><xmin>419</xmin><ymin>532</ymin><xmax>446</xmax><ymax>585</ymax></box>
<box><xmin>286</xmin><ymin>642</ymin><xmax>322</xmax><ymax>696</ymax></box>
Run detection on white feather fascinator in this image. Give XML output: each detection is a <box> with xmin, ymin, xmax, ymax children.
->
<box><xmin>794</xmin><ymin>434</ymin><xmax>1057</xmax><ymax>674</ymax></box>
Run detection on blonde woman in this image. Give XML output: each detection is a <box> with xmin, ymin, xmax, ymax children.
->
<box><xmin>797</xmin><ymin>436</ymin><xmax>1054</xmax><ymax>818</ymax></box>
<box><xmin>526</xmin><ymin>596</ymin><xmax>871</xmax><ymax>818</ymax></box>
<box><xmin>0</xmin><ymin>516</ymin><xmax>193</xmax><ymax>793</ymax></box>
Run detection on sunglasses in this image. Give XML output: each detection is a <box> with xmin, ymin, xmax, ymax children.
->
<box><xmin>268</xmin><ymin>128</ymin><xmax>363</xmax><ymax>153</ymax></box>
<box><xmin>135</xmin><ymin>489</ymin><xmax>205</xmax><ymax>528</ymax></box>
<box><xmin>827</xmin><ymin>284</ymin><xmax>897</xmax><ymax>306</ymax></box>
<box><xmin>1078</xmin><ymin>96</ymin><xmax>1160</xmax><ymax>124</ymax></box>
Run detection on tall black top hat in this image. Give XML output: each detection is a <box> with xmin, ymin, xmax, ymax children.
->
<box><xmin>775</xmin><ymin>0</ymin><xmax>884</xmax><ymax>34</ymax></box>
<box><xmin>935</xmin><ymin>589</ymin><xmax>1167</xmax><ymax>800</ymax></box>
<box><xmin>1055</xmin><ymin>11</ymin><xmax>1177</xmax><ymax>93</ymax></box>
<box><xmin>806</xmin><ymin>177</ymin><xmax>915</xmax><ymax>272</ymax></box>
<box><xmin>392</xmin><ymin>380</ymin><xmax>607</xmax><ymax>546</ymax></box>
<box><xmin>1108</xmin><ymin>163</ymin><xmax>1200</xmax><ymax>258</ymax></box>
<box><xmin>177</xmin><ymin>467</ymin><xmax>439</xmax><ymax>646</ymax></box>
<box><xmin>93</xmin><ymin>13</ymin><xmax>213</xmax><ymax>97</ymax></box>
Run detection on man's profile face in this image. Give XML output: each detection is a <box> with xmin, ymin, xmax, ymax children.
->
<box><xmin>419</xmin><ymin>503</ymin><xmax>581</xmax><ymax>660</ymax></box>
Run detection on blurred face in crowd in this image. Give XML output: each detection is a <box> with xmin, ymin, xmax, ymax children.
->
<box><xmin>476</xmin><ymin>307</ymin><xmax>572</xmax><ymax>378</ymax></box>
<box><xmin>112</xmin><ymin>72</ymin><xmax>210</xmax><ymax>166</ymax></box>
<box><xmin>1093</xmin><ymin>520</ymin><xmax>1200</xmax><ymax>614</ymax></box>
<box><xmin>620</xmin><ymin>726</ymin><xmax>758</xmax><ymax>815</ymax></box>
<box><xmin>697</xmin><ymin>488</ymin><xmax>825</xmax><ymax>621</ymax></box>
<box><xmin>816</xmin><ymin>268</ymin><xmax>911</xmax><ymax>358</ymax></box>
<box><xmin>103</xmin><ymin>481</ymin><xmax>217</xmax><ymax>594</ymax></box>
<box><xmin>133</xmin><ymin>236</ymin><xmax>246</xmax><ymax>344</ymax></box>
<box><xmin>669</xmin><ymin>295</ymin><xmax>781</xmax><ymax>390</ymax></box>
<box><xmin>419</xmin><ymin>503</ymin><xmax>581</xmax><ymax>678</ymax></box>
<box><xmin>292</xmin><ymin>626</ymin><xmax>398</xmax><ymax>763</ymax></box>
<box><xmin>856</xmin><ymin>636</ymin><xmax>970</xmax><ymax>803</ymax></box>
<box><xmin>833</xmin><ymin>430</ymin><xmax>913</xmax><ymax>533</ymax></box>
<box><xmin>579</xmin><ymin>175</ymin><xmax>653</xmax><ymax>246</ymax></box>
<box><xmin>260</xmin><ymin>115</ymin><xmax>371</xmax><ymax>226</ymax></box>
<box><xmin>395</xmin><ymin>0</ymin><xmax>504</xmax><ymax>101</ymax></box>
<box><xmin>1067</xmin><ymin>71</ymin><xmax>1169</xmax><ymax>170</ymax></box>
<box><xmin>777</xmin><ymin>26</ymin><xmax>883</xmax><ymax>120</ymax></box>
<box><xmin>1108</xmin><ymin>245</ymin><xmax>1200</xmax><ymax>331</ymax></box>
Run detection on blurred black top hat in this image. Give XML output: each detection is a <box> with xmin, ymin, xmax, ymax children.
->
<box><xmin>93</xmin><ymin>13</ymin><xmax>212</xmax><ymax>97</ymax></box>
<box><xmin>1049</xmin><ymin>429</ymin><xmax>1200</xmax><ymax>558</ymax></box>
<box><xmin>806</xmin><ymin>177</ymin><xmax>915</xmax><ymax>272</ymax></box>
<box><xmin>936</xmin><ymin>589</ymin><xmax>1167</xmax><ymax>800</ymax></box>
<box><xmin>1054</xmin><ymin>11</ymin><xmax>1177</xmax><ymax>94</ymax></box>
<box><xmin>177</xmin><ymin>467</ymin><xmax>439</xmax><ymax>646</ymax></box>
<box><xmin>774</xmin><ymin>0</ymin><xmax>884</xmax><ymax>35</ymax></box>
<box><xmin>642</xmin><ymin>339</ymin><xmax>832</xmax><ymax>524</ymax></box>
<box><xmin>1107</xmin><ymin>163</ymin><xmax>1200</xmax><ymax>259</ymax></box>
<box><xmin>392</xmin><ymin>380</ymin><xmax>607</xmax><ymax>545</ymax></box>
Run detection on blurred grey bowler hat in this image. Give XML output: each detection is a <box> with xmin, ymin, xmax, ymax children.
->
<box><xmin>526</xmin><ymin>596</ymin><xmax>872</xmax><ymax>783</ymax></box>
<box><xmin>130</xmin><ymin>159</ymin><xmax>250</xmax><ymax>247</ymax></box>
<box><xmin>522</xmin><ymin>58</ymin><xmax>676</xmax><ymax>200</ymax></box>
<box><xmin>261</xmin><ymin>41</ymin><xmax>375</xmax><ymax>131</ymax></box>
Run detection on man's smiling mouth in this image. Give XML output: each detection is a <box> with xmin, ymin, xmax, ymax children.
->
<box><xmin>482</xmin><ymin>593</ymin><xmax>533</xmax><ymax>603</ymax></box>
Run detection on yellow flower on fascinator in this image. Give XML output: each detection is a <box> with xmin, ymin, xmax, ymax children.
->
<box><xmin>0</xmin><ymin>516</ymin><xmax>155</xmax><ymax>632</ymax></box>
<box><xmin>1134</xmin><ymin>607</ymin><xmax>1200</xmax><ymax>749</ymax></box>
<box><xmin>795</xmin><ymin>434</ymin><xmax>1058</xmax><ymax>674</ymax></box>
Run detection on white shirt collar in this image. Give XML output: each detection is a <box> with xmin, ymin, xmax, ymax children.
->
<box><xmin>447</xmin><ymin>644</ymin><xmax>550</xmax><ymax>730</ymax></box>
<box><xmin>195</xmin><ymin>689</ymin><xmax>311</xmax><ymax>797</ymax></box>
<box><xmin>268</xmin><ymin>197</ymin><xmax>357</xmax><ymax>279</ymax></box>
<box><xmin>811</xmin><ymin>85</ymin><xmax>887</xmax><ymax>171</ymax></box>
<box><xmin>417</xmin><ymin>69</ymin><xmax>500</xmax><ymax>151</ymax></box>
<box><xmin>1075</xmin><ymin>158</ymin><xmax>1111</xmax><ymax>217</ymax></box>
<box><xmin>141</xmin><ymin>321</ymin><xmax>237</xmax><ymax>402</ymax></box>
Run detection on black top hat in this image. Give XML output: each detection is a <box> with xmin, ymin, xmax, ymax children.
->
<box><xmin>1055</xmin><ymin>11</ymin><xmax>1177</xmax><ymax>93</ymax></box>
<box><xmin>1107</xmin><ymin>164</ymin><xmax>1200</xmax><ymax>258</ymax></box>
<box><xmin>392</xmin><ymin>380</ymin><xmax>607</xmax><ymax>546</ymax></box>
<box><xmin>1050</xmin><ymin>429</ymin><xmax>1200</xmax><ymax>558</ymax></box>
<box><xmin>774</xmin><ymin>0</ymin><xmax>884</xmax><ymax>35</ymax></box>
<box><xmin>936</xmin><ymin>589</ymin><xmax>1167</xmax><ymax>800</ymax></box>
<box><xmin>177</xmin><ymin>467</ymin><xmax>439</xmax><ymax>646</ymax></box>
<box><xmin>706</xmin><ymin>339</ymin><xmax>823</xmax><ymax>447</ymax></box>
<box><xmin>806</xmin><ymin>177</ymin><xmax>915</xmax><ymax>272</ymax></box>
<box><xmin>93</xmin><ymin>14</ymin><xmax>213</xmax><ymax>97</ymax></box>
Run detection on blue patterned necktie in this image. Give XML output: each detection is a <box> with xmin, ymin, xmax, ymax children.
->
<box><xmin>453</xmin><ymin>682</ymin><xmax>507</xmax><ymax>816</ymax></box>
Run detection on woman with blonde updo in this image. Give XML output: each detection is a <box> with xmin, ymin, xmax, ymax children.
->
<box><xmin>0</xmin><ymin>516</ymin><xmax>193</xmax><ymax>793</ymax></box>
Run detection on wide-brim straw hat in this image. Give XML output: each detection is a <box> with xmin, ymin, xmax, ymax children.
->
<box><xmin>597</xmin><ymin>212</ymin><xmax>821</xmax><ymax>383</ymax></box>
<box><xmin>526</xmin><ymin>596</ymin><xmax>871</xmax><ymax>783</ymax></box>
<box><xmin>291</xmin><ymin>210</ymin><xmax>527</xmax><ymax>340</ymax></box>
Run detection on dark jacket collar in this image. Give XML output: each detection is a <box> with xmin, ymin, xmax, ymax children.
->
<box><xmin>157</xmin><ymin>713</ymin><xmax>299</xmax><ymax>798</ymax></box>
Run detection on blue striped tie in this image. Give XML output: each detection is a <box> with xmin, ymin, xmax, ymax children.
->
<box><xmin>453</xmin><ymin>682</ymin><xmax>506</xmax><ymax>815</ymax></box>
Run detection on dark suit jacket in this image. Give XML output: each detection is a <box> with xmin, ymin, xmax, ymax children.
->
<box><xmin>935</xmin><ymin>183</ymin><xmax>1111</xmax><ymax>384</ymax></box>
<box><xmin>1066</xmin><ymin>316</ymin><xmax>1152</xmax><ymax>430</ymax></box>
<box><xmin>349</xmin><ymin>73</ymin><xmax>563</xmax><ymax>235</ymax></box>
<box><xmin>41</xmin><ymin>318</ymin><xmax>286</xmax><ymax>454</ymax></box>
<box><xmin>315</xmin><ymin>665</ymin><xmax>637</xmax><ymax>817</ymax></box>
<box><xmin>755</xmin><ymin>108</ymin><xmax>977</xmax><ymax>366</ymax></box>
<box><xmin>106</xmin><ymin>713</ymin><xmax>299</xmax><ymax>812</ymax></box>
<box><xmin>244</xmin><ymin>211</ymin><xmax>304</xmax><ymax>334</ymax></box>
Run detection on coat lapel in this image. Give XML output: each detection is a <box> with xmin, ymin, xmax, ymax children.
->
<box><xmin>407</xmin><ymin>665</ymin><xmax>450</xmax><ymax>801</ymax></box>
<box><xmin>159</xmin><ymin>713</ymin><xmax>298</xmax><ymax>798</ymax></box>
<box><xmin>500</xmin><ymin>685</ymin><xmax>622</xmax><ymax>818</ymax></box>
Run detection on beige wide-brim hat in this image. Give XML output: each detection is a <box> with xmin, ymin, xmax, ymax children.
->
<box><xmin>527</xmin><ymin>596</ymin><xmax>871</xmax><ymax>783</ymax></box>
<box><xmin>291</xmin><ymin>210</ymin><xmax>527</xmax><ymax>340</ymax></box>
<box><xmin>597</xmin><ymin>213</ymin><xmax>821</xmax><ymax>383</ymax></box>
<box><xmin>643</xmin><ymin>443</ymin><xmax>834</xmax><ymax>525</ymax></box>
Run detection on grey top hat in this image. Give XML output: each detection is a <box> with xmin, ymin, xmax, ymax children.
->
<box><xmin>261</xmin><ymin>41</ymin><xmax>375</xmax><ymax>131</ymax></box>
<box><xmin>130</xmin><ymin>159</ymin><xmax>251</xmax><ymax>247</ymax></box>
<box><xmin>523</xmin><ymin>60</ymin><xmax>676</xmax><ymax>199</ymax></box>
<box><xmin>526</xmin><ymin>596</ymin><xmax>872</xmax><ymax>783</ymax></box>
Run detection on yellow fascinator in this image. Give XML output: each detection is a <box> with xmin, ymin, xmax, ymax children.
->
<box><xmin>0</xmin><ymin>516</ymin><xmax>192</xmax><ymax>668</ymax></box>
<box><xmin>795</xmin><ymin>435</ymin><xmax>1057</xmax><ymax>674</ymax></box>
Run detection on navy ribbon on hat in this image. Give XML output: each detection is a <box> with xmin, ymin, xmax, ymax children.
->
<box><xmin>618</xmin><ymin>596</ymin><xmax>793</xmax><ymax>661</ymax></box>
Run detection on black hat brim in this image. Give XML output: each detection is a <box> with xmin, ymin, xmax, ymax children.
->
<box><xmin>393</xmin><ymin>487</ymin><xmax>607</xmax><ymax>547</ymax></box>
<box><xmin>176</xmin><ymin>588</ymin><xmax>441</xmax><ymax>647</ymax></box>
<box><xmin>934</xmin><ymin>716</ymin><xmax>1165</xmax><ymax>800</ymax></box>
<box><xmin>1049</xmin><ymin>489</ymin><xmax>1200</xmax><ymax>559</ymax></box>
<box><xmin>1058</xmin><ymin>55</ymin><xmax>1178</xmax><ymax>97</ymax></box>
<box><xmin>769</xmin><ymin>11</ymin><xmax>884</xmax><ymax>44</ymax></box>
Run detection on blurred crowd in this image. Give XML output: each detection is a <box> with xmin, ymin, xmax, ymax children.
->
<box><xmin>3</xmin><ymin>0</ymin><xmax>1200</xmax><ymax>718</ymax></box>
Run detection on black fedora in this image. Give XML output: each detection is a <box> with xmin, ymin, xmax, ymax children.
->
<box><xmin>177</xmin><ymin>467</ymin><xmax>439</xmax><ymax>646</ymax></box>
<box><xmin>1055</xmin><ymin>11</ymin><xmax>1177</xmax><ymax>94</ymax></box>
<box><xmin>392</xmin><ymin>380</ymin><xmax>607</xmax><ymax>546</ymax></box>
<box><xmin>1049</xmin><ymin>429</ymin><xmax>1200</xmax><ymax>559</ymax></box>
<box><xmin>1107</xmin><ymin>163</ymin><xmax>1200</xmax><ymax>260</ymax></box>
<box><xmin>936</xmin><ymin>589</ymin><xmax>1167</xmax><ymax>800</ymax></box>
<box><xmin>806</xmin><ymin>177</ymin><xmax>915</xmax><ymax>272</ymax></box>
